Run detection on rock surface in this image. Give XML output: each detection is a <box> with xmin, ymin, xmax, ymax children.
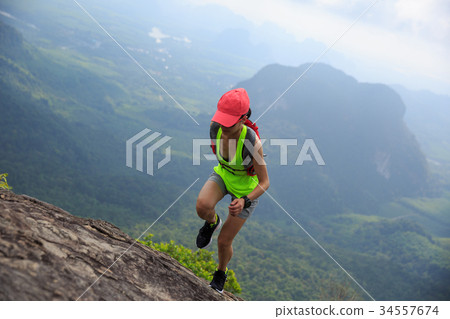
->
<box><xmin>0</xmin><ymin>189</ymin><xmax>240</xmax><ymax>301</ymax></box>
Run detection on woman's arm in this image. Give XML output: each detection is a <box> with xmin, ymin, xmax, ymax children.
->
<box><xmin>247</xmin><ymin>138</ymin><xmax>270</xmax><ymax>201</ymax></box>
<box><xmin>229</xmin><ymin>139</ymin><xmax>270</xmax><ymax>216</ymax></box>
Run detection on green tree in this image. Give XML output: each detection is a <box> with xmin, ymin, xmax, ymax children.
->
<box><xmin>0</xmin><ymin>173</ymin><xmax>12</xmax><ymax>190</ymax></box>
<box><xmin>139</xmin><ymin>234</ymin><xmax>241</xmax><ymax>294</ymax></box>
<box><xmin>319</xmin><ymin>275</ymin><xmax>362</xmax><ymax>301</ymax></box>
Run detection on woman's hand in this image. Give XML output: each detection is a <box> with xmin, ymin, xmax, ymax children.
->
<box><xmin>228</xmin><ymin>198</ymin><xmax>245</xmax><ymax>216</ymax></box>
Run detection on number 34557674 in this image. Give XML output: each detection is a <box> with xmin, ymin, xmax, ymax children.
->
<box><xmin>379</xmin><ymin>305</ymin><xmax>439</xmax><ymax>316</ymax></box>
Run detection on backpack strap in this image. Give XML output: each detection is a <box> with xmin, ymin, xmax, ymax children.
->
<box><xmin>210</xmin><ymin>121</ymin><xmax>220</xmax><ymax>155</ymax></box>
<box><xmin>242</xmin><ymin>125</ymin><xmax>257</xmax><ymax>176</ymax></box>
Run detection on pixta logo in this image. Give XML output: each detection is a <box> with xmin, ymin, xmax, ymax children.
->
<box><xmin>193</xmin><ymin>138</ymin><xmax>325</xmax><ymax>166</ymax></box>
<box><xmin>126</xmin><ymin>129</ymin><xmax>172</xmax><ymax>176</ymax></box>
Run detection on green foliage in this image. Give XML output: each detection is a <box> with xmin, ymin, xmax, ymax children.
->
<box><xmin>0</xmin><ymin>173</ymin><xmax>12</xmax><ymax>190</ymax></box>
<box><xmin>139</xmin><ymin>234</ymin><xmax>242</xmax><ymax>294</ymax></box>
<box><xmin>318</xmin><ymin>275</ymin><xmax>361</xmax><ymax>301</ymax></box>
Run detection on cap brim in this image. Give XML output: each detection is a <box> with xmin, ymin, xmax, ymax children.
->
<box><xmin>211</xmin><ymin>109</ymin><xmax>241</xmax><ymax>127</ymax></box>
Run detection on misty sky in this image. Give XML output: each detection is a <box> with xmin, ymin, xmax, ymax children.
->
<box><xmin>0</xmin><ymin>0</ymin><xmax>447</xmax><ymax>94</ymax></box>
<box><xmin>188</xmin><ymin>0</ymin><xmax>449</xmax><ymax>95</ymax></box>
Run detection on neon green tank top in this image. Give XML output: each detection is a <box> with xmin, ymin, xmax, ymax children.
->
<box><xmin>213</xmin><ymin>125</ymin><xmax>259</xmax><ymax>198</ymax></box>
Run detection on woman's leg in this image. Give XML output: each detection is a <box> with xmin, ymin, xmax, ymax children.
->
<box><xmin>217</xmin><ymin>214</ymin><xmax>246</xmax><ymax>271</ymax></box>
<box><xmin>196</xmin><ymin>180</ymin><xmax>225</xmax><ymax>224</ymax></box>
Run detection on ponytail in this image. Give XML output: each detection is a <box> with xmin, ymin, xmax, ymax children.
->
<box><xmin>246</xmin><ymin>108</ymin><xmax>252</xmax><ymax>119</ymax></box>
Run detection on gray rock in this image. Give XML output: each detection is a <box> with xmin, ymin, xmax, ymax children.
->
<box><xmin>0</xmin><ymin>190</ymin><xmax>241</xmax><ymax>301</ymax></box>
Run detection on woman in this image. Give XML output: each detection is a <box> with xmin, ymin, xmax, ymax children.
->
<box><xmin>195</xmin><ymin>88</ymin><xmax>270</xmax><ymax>293</ymax></box>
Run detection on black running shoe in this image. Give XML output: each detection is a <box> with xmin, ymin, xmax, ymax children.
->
<box><xmin>209</xmin><ymin>269</ymin><xmax>227</xmax><ymax>293</ymax></box>
<box><xmin>196</xmin><ymin>214</ymin><xmax>222</xmax><ymax>249</ymax></box>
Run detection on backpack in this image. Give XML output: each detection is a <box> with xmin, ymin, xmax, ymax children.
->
<box><xmin>243</xmin><ymin>119</ymin><xmax>260</xmax><ymax>139</ymax></box>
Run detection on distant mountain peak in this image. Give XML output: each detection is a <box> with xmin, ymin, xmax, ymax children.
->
<box><xmin>237</xmin><ymin>62</ymin><xmax>427</xmax><ymax>205</ymax></box>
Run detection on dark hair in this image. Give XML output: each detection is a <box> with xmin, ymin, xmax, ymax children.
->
<box><xmin>238</xmin><ymin>108</ymin><xmax>252</xmax><ymax>121</ymax></box>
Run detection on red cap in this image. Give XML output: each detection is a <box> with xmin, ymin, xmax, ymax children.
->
<box><xmin>212</xmin><ymin>88</ymin><xmax>250</xmax><ymax>127</ymax></box>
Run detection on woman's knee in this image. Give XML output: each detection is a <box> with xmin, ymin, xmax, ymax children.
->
<box><xmin>196</xmin><ymin>197</ymin><xmax>214</xmax><ymax>217</ymax></box>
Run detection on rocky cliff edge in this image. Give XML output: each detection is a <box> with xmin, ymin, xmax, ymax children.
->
<box><xmin>0</xmin><ymin>189</ymin><xmax>240</xmax><ymax>301</ymax></box>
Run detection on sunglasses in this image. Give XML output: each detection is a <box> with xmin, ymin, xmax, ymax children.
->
<box><xmin>223</xmin><ymin>114</ymin><xmax>246</xmax><ymax>128</ymax></box>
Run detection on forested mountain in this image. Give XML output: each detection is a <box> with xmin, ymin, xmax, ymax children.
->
<box><xmin>1</xmin><ymin>5</ymin><xmax>449</xmax><ymax>301</ymax></box>
<box><xmin>239</xmin><ymin>64</ymin><xmax>429</xmax><ymax>214</ymax></box>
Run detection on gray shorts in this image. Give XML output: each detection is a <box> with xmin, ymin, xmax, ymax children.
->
<box><xmin>207</xmin><ymin>172</ymin><xmax>259</xmax><ymax>220</ymax></box>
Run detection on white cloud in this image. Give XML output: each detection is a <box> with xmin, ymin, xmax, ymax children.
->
<box><xmin>148</xmin><ymin>27</ymin><xmax>191</xmax><ymax>44</ymax></box>
<box><xmin>0</xmin><ymin>10</ymin><xmax>17</xmax><ymax>20</ymax></box>
<box><xmin>148</xmin><ymin>27</ymin><xmax>170</xmax><ymax>43</ymax></box>
<box><xmin>0</xmin><ymin>9</ymin><xmax>38</xmax><ymax>29</ymax></box>
<box><xmin>187</xmin><ymin>0</ymin><xmax>450</xmax><ymax>93</ymax></box>
<box><xmin>394</xmin><ymin>0</ymin><xmax>450</xmax><ymax>41</ymax></box>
